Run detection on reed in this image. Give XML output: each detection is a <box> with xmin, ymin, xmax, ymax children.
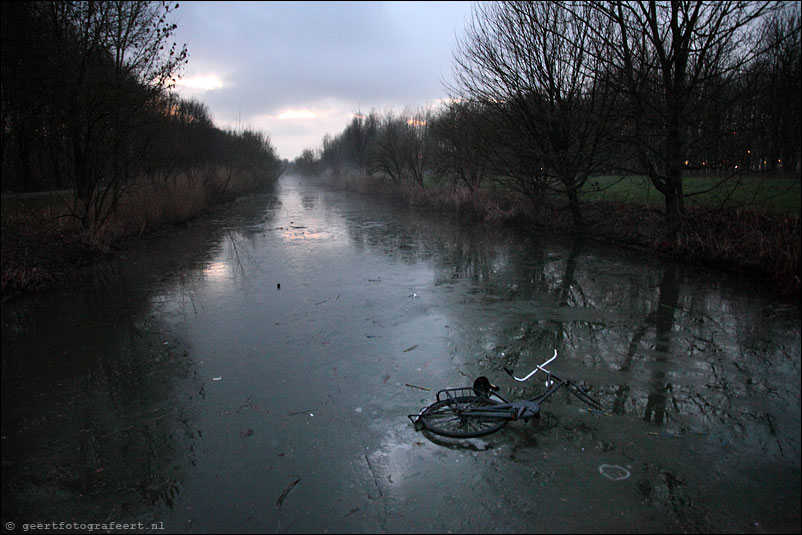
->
<box><xmin>673</xmin><ymin>208</ymin><xmax>801</xmax><ymax>287</ymax></box>
<box><xmin>1</xmin><ymin>165</ymin><xmax>268</xmax><ymax>299</ymax></box>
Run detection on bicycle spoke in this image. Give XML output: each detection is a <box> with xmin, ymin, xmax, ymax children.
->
<box><xmin>418</xmin><ymin>396</ymin><xmax>508</xmax><ymax>438</ymax></box>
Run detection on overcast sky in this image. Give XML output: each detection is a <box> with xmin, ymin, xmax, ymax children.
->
<box><xmin>170</xmin><ymin>1</ymin><xmax>474</xmax><ymax>160</ymax></box>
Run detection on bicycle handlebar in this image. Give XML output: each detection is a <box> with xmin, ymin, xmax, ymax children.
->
<box><xmin>503</xmin><ymin>349</ymin><xmax>558</xmax><ymax>382</ymax></box>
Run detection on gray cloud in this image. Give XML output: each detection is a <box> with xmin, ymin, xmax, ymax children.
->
<box><xmin>171</xmin><ymin>1</ymin><xmax>472</xmax><ymax>158</ymax></box>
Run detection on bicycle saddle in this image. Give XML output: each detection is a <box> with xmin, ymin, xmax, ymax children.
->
<box><xmin>473</xmin><ymin>376</ymin><xmax>499</xmax><ymax>396</ymax></box>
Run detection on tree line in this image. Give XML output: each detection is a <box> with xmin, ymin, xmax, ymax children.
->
<box><xmin>294</xmin><ymin>0</ymin><xmax>800</xmax><ymax>231</ymax></box>
<box><xmin>1</xmin><ymin>1</ymin><xmax>282</xmax><ymax>233</ymax></box>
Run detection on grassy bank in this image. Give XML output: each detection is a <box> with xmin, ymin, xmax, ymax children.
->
<box><xmin>317</xmin><ymin>171</ymin><xmax>801</xmax><ymax>297</ymax></box>
<box><xmin>1</xmin><ymin>166</ymin><xmax>274</xmax><ymax>300</ymax></box>
<box><xmin>583</xmin><ymin>174</ymin><xmax>801</xmax><ymax>213</ymax></box>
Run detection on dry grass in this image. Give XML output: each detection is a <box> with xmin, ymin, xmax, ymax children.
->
<box><xmin>109</xmin><ymin>165</ymin><xmax>261</xmax><ymax>235</ymax></box>
<box><xmin>673</xmin><ymin>208</ymin><xmax>801</xmax><ymax>287</ymax></box>
<box><xmin>564</xmin><ymin>201</ymin><xmax>800</xmax><ymax>293</ymax></box>
<box><xmin>1</xmin><ymin>165</ymin><xmax>265</xmax><ymax>300</ymax></box>
<box><xmin>1</xmin><ymin>207</ymin><xmax>99</xmax><ymax>297</ymax></box>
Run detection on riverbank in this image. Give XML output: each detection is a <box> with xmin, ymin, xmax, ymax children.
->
<box><xmin>3</xmin><ymin>171</ymin><xmax>799</xmax><ymax>303</ymax></box>
<box><xmin>313</xmin><ymin>171</ymin><xmax>801</xmax><ymax>300</ymax></box>
<box><xmin>1</xmin><ymin>167</ymin><xmax>278</xmax><ymax>302</ymax></box>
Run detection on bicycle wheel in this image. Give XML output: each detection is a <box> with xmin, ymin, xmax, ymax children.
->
<box><xmin>418</xmin><ymin>396</ymin><xmax>508</xmax><ymax>438</ymax></box>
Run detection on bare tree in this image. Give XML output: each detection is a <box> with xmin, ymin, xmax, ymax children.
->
<box><xmin>368</xmin><ymin>109</ymin><xmax>434</xmax><ymax>187</ymax></box>
<box><xmin>449</xmin><ymin>1</ymin><xmax>620</xmax><ymax>230</ymax></box>
<box><xmin>341</xmin><ymin>111</ymin><xmax>379</xmax><ymax>172</ymax></box>
<box><xmin>430</xmin><ymin>101</ymin><xmax>494</xmax><ymax>192</ymax></box>
<box><xmin>589</xmin><ymin>1</ymin><xmax>778</xmax><ymax>225</ymax></box>
<box><xmin>370</xmin><ymin>110</ymin><xmax>408</xmax><ymax>183</ymax></box>
<box><xmin>43</xmin><ymin>1</ymin><xmax>187</xmax><ymax>230</ymax></box>
<box><xmin>747</xmin><ymin>6</ymin><xmax>801</xmax><ymax>175</ymax></box>
<box><xmin>400</xmin><ymin>107</ymin><xmax>435</xmax><ymax>188</ymax></box>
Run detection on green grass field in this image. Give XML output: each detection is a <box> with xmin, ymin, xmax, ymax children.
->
<box><xmin>581</xmin><ymin>174</ymin><xmax>801</xmax><ymax>213</ymax></box>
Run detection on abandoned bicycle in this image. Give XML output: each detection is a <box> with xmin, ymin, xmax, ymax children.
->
<box><xmin>408</xmin><ymin>350</ymin><xmax>607</xmax><ymax>438</ymax></box>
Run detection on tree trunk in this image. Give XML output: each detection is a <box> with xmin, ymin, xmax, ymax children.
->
<box><xmin>566</xmin><ymin>185</ymin><xmax>585</xmax><ymax>233</ymax></box>
<box><xmin>663</xmin><ymin>165</ymin><xmax>685</xmax><ymax>228</ymax></box>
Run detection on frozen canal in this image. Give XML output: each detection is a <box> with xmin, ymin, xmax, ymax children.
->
<box><xmin>2</xmin><ymin>173</ymin><xmax>800</xmax><ymax>533</ymax></box>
